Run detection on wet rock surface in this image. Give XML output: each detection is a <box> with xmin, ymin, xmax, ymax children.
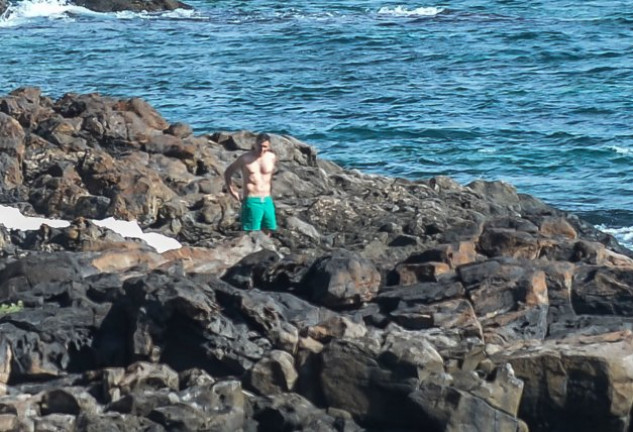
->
<box><xmin>72</xmin><ymin>0</ymin><xmax>192</xmax><ymax>13</ymax></box>
<box><xmin>0</xmin><ymin>86</ymin><xmax>633</xmax><ymax>431</ymax></box>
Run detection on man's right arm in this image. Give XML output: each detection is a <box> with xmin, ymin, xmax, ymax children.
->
<box><xmin>224</xmin><ymin>157</ymin><xmax>242</xmax><ymax>201</ymax></box>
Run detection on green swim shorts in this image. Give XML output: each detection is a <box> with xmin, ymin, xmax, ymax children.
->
<box><xmin>241</xmin><ymin>196</ymin><xmax>277</xmax><ymax>231</ymax></box>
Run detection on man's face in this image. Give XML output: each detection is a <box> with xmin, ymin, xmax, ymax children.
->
<box><xmin>257</xmin><ymin>140</ymin><xmax>271</xmax><ymax>155</ymax></box>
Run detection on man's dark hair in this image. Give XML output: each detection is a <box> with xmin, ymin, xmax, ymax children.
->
<box><xmin>255</xmin><ymin>133</ymin><xmax>271</xmax><ymax>146</ymax></box>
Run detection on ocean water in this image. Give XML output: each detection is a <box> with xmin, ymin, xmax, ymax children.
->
<box><xmin>1</xmin><ymin>0</ymin><xmax>631</xmax><ymax>248</ymax></box>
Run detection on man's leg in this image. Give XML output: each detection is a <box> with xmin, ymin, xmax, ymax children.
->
<box><xmin>241</xmin><ymin>198</ymin><xmax>264</xmax><ymax>231</ymax></box>
<box><xmin>261</xmin><ymin>197</ymin><xmax>277</xmax><ymax>234</ymax></box>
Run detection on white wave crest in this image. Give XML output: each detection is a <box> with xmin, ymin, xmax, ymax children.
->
<box><xmin>596</xmin><ymin>224</ymin><xmax>633</xmax><ymax>250</ymax></box>
<box><xmin>377</xmin><ymin>5</ymin><xmax>444</xmax><ymax>17</ymax></box>
<box><xmin>609</xmin><ymin>145</ymin><xmax>633</xmax><ymax>156</ymax></box>
<box><xmin>0</xmin><ymin>0</ymin><xmax>200</xmax><ymax>27</ymax></box>
<box><xmin>0</xmin><ymin>0</ymin><xmax>99</xmax><ymax>27</ymax></box>
<box><xmin>115</xmin><ymin>7</ymin><xmax>203</xmax><ymax>20</ymax></box>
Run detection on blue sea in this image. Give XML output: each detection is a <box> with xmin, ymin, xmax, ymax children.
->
<box><xmin>1</xmin><ymin>0</ymin><xmax>632</xmax><ymax>249</ymax></box>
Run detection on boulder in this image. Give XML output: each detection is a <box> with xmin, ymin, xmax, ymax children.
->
<box><xmin>300</xmin><ymin>250</ymin><xmax>381</xmax><ymax>308</ymax></box>
<box><xmin>72</xmin><ymin>0</ymin><xmax>192</xmax><ymax>13</ymax></box>
<box><xmin>493</xmin><ymin>331</ymin><xmax>633</xmax><ymax>432</ymax></box>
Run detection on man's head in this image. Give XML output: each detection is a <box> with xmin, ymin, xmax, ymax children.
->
<box><xmin>254</xmin><ymin>133</ymin><xmax>271</xmax><ymax>155</ymax></box>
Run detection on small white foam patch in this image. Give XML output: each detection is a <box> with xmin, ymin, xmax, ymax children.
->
<box><xmin>377</xmin><ymin>6</ymin><xmax>444</xmax><ymax>17</ymax></box>
<box><xmin>596</xmin><ymin>224</ymin><xmax>633</xmax><ymax>250</ymax></box>
<box><xmin>609</xmin><ymin>145</ymin><xmax>633</xmax><ymax>156</ymax></box>
<box><xmin>0</xmin><ymin>205</ymin><xmax>181</xmax><ymax>253</ymax></box>
<box><xmin>114</xmin><ymin>8</ymin><xmax>202</xmax><ymax>20</ymax></box>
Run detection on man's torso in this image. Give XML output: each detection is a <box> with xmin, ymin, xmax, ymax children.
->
<box><xmin>241</xmin><ymin>151</ymin><xmax>276</xmax><ymax>198</ymax></box>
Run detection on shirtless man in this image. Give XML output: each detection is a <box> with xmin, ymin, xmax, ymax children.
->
<box><xmin>223</xmin><ymin>133</ymin><xmax>278</xmax><ymax>232</ymax></box>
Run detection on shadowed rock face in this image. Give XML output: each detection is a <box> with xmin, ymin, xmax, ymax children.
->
<box><xmin>0</xmin><ymin>0</ymin><xmax>7</xmax><ymax>17</ymax></box>
<box><xmin>72</xmin><ymin>0</ymin><xmax>192</xmax><ymax>13</ymax></box>
<box><xmin>1</xmin><ymin>86</ymin><xmax>633</xmax><ymax>431</ymax></box>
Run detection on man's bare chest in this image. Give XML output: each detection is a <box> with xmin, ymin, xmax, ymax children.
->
<box><xmin>244</xmin><ymin>158</ymin><xmax>274</xmax><ymax>176</ymax></box>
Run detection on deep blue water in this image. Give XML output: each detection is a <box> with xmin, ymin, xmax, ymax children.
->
<box><xmin>1</xmin><ymin>0</ymin><xmax>632</xmax><ymax>247</ymax></box>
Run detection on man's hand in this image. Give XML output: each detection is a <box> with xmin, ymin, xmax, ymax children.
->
<box><xmin>228</xmin><ymin>185</ymin><xmax>241</xmax><ymax>201</ymax></box>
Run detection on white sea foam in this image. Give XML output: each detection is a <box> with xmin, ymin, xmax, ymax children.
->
<box><xmin>377</xmin><ymin>6</ymin><xmax>444</xmax><ymax>17</ymax></box>
<box><xmin>596</xmin><ymin>224</ymin><xmax>633</xmax><ymax>250</ymax></box>
<box><xmin>0</xmin><ymin>205</ymin><xmax>181</xmax><ymax>253</ymax></box>
<box><xmin>115</xmin><ymin>7</ymin><xmax>203</xmax><ymax>20</ymax></box>
<box><xmin>0</xmin><ymin>0</ymin><xmax>199</xmax><ymax>27</ymax></box>
<box><xmin>609</xmin><ymin>145</ymin><xmax>633</xmax><ymax>156</ymax></box>
<box><xmin>0</xmin><ymin>0</ymin><xmax>99</xmax><ymax>26</ymax></box>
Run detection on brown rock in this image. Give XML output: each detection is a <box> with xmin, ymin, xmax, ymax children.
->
<box><xmin>126</xmin><ymin>97</ymin><xmax>169</xmax><ymax>130</ymax></box>
<box><xmin>478</xmin><ymin>228</ymin><xmax>540</xmax><ymax>259</ymax></box>
<box><xmin>540</xmin><ymin>261</ymin><xmax>575</xmax><ymax>319</ymax></box>
<box><xmin>0</xmin><ymin>112</ymin><xmax>25</xmax><ymax>160</ymax></box>
<box><xmin>573</xmin><ymin>265</ymin><xmax>633</xmax><ymax>316</ymax></box>
<box><xmin>493</xmin><ymin>331</ymin><xmax>633</xmax><ymax>432</ymax></box>
<box><xmin>462</xmin><ymin>259</ymin><xmax>547</xmax><ymax>318</ymax></box>
<box><xmin>247</xmin><ymin>350</ymin><xmax>298</xmax><ymax>395</ymax></box>
<box><xmin>390</xmin><ymin>298</ymin><xmax>483</xmax><ymax>338</ymax></box>
<box><xmin>393</xmin><ymin>261</ymin><xmax>451</xmax><ymax>285</ymax></box>
<box><xmin>539</xmin><ymin>217</ymin><xmax>577</xmax><ymax>239</ymax></box>
<box><xmin>301</xmin><ymin>250</ymin><xmax>382</xmax><ymax>308</ymax></box>
<box><xmin>404</xmin><ymin>241</ymin><xmax>479</xmax><ymax>268</ymax></box>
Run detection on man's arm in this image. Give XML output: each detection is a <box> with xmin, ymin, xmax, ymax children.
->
<box><xmin>224</xmin><ymin>156</ymin><xmax>243</xmax><ymax>201</ymax></box>
<box><xmin>270</xmin><ymin>153</ymin><xmax>278</xmax><ymax>195</ymax></box>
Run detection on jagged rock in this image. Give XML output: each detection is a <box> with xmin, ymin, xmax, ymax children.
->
<box><xmin>246</xmin><ymin>350</ymin><xmax>298</xmax><ymax>395</ymax></box>
<box><xmin>1</xmin><ymin>88</ymin><xmax>633</xmax><ymax>431</ymax></box>
<box><xmin>107</xmin><ymin>388</ymin><xmax>174</xmax><ymax>417</ymax></box>
<box><xmin>493</xmin><ymin>331</ymin><xmax>633</xmax><ymax>432</ymax></box>
<box><xmin>376</xmin><ymin>280</ymin><xmax>465</xmax><ymax>309</ymax></box>
<box><xmin>0</xmin><ymin>306</ymin><xmax>103</xmax><ymax>381</ymax></box>
<box><xmin>539</xmin><ymin>216</ymin><xmax>577</xmax><ymax>239</ymax></box>
<box><xmin>72</xmin><ymin>0</ymin><xmax>191</xmax><ymax>12</ymax></box>
<box><xmin>0</xmin><ymin>87</ymin><xmax>54</xmax><ymax>129</ymax></box>
<box><xmin>457</xmin><ymin>258</ymin><xmax>548</xmax><ymax>317</ymax></box>
<box><xmin>0</xmin><ymin>113</ymin><xmax>25</xmax><ymax>189</ymax></box>
<box><xmin>300</xmin><ymin>249</ymin><xmax>381</xmax><ymax>308</ymax></box>
<box><xmin>177</xmin><ymin>379</ymin><xmax>246</xmax><ymax>431</ymax></box>
<box><xmin>409</xmin><ymin>380</ymin><xmax>523</xmax><ymax>432</ymax></box>
<box><xmin>34</xmin><ymin>414</ymin><xmax>77</xmax><ymax>432</ymax></box>
<box><xmin>572</xmin><ymin>265</ymin><xmax>633</xmax><ymax>315</ymax></box>
<box><xmin>319</xmin><ymin>331</ymin><xmax>437</xmax><ymax>428</ymax></box>
<box><xmin>478</xmin><ymin>227</ymin><xmax>540</xmax><ymax>259</ymax></box>
<box><xmin>75</xmin><ymin>412</ymin><xmax>166</xmax><ymax>432</ymax></box>
<box><xmin>306</xmin><ymin>316</ymin><xmax>367</xmax><ymax>343</ymax></box>
<box><xmin>481</xmin><ymin>305</ymin><xmax>549</xmax><ymax>344</ymax></box>
<box><xmin>40</xmin><ymin>387</ymin><xmax>100</xmax><ymax>416</ymax></box>
<box><xmin>165</xmin><ymin>122</ymin><xmax>193</xmax><ymax>138</ymax></box>
<box><xmin>540</xmin><ymin>260</ymin><xmax>575</xmax><ymax>321</ymax></box>
<box><xmin>390</xmin><ymin>298</ymin><xmax>483</xmax><ymax>338</ymax></box>
<box><xmin>467</xmin><ymin>179</ymin><xmax>522</xmax><ymax>215</ymax></box>
<box><xmin>222</xmin><ymin>248</ymin><xmax>281</xmax><ymax>289</ymax></box>
<box><xmin>251</xmin><ymin>392</ymin><xmax>360</xmax><ymax>432</ymax></box>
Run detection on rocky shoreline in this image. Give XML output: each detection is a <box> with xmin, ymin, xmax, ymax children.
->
<box><xmin>0</xmin><ymin>0</ymin><xmax>192</xmax><ymax>16</ymax></box>
<box><xmin>0</xmin><ymin>87</ymin><xmax>633</xmax><ymax>431</ymax></box>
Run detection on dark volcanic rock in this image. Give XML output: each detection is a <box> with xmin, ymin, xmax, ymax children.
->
<box><xmin>1</xmin><ymin>87</ymin><xmax>633</xmax><ymax>431</ymax></box>
<box><xmin>299</xmin><ymin>249</ymin><xmax>382</xmax><ymax>309</ymax></box>
<box><xmin>72</xmin><ymin>0</ymin><xmax>192</xmax><ymax>13</ymax></box>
